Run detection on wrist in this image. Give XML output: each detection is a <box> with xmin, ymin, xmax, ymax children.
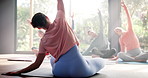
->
<box><xmin>16</xmin><ymin>71</ymin><xmax>22</xmax><ymax>74</ymax></box>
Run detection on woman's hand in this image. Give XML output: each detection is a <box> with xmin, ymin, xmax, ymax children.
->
<box><xmin>110</xmin><ymin>56</ymin><xmax>118</xmax><ymax>61</ymax></box>
<box><xmin>121</xmin><ymin>1</ymin><xmax>125</xmax><ymax>7</ymax></box>
<box><xmin>5</xmin><ymin>71</ymin><xmax>21</xmax><ymax>76</ymax></box>
<box><xmin>121</xmin><ymin>0</ymin><xmax>127</xmax><ymax>8</ymax></box>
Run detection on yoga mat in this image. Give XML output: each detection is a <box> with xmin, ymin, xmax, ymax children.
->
<box><xmin>1</xmin><ymin>73</ymin><xmax>54</xmax><ymax>78</ymax></box>
<box><xmin>7</xmin><ymin>57</ymin><xmax>35</xmax><ymax>62</ymax></box>
<box><xmin>7</xmin><ymin>58</ymin><xmax>33</xmax><ymax>62</ymax></box>
<box><xmin>7</xmin><ymin>55</ymin><xmax>50</xmax><ymax>62</ymax></box>
<box><xmin>1</xmin><ymin>67</ymin><xmax>53</xmax><ymax>78</ymax></box>
<box><xmin>117</xmin><ymin>59</ymin><xmax>148</xmax><ymax>65</ymax></box>
<box><xmin>1</xmin><ymin>73</ymin><xmax>103</xmax><ymax>78</ymax></box>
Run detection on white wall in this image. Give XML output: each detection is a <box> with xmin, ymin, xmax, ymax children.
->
<box><xmin>0</xmin><ymin>0</ymin><xmax>16</xmax><ymax>54</ymax></box>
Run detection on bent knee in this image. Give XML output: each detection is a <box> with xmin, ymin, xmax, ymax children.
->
<box><xmin>94</xmin><ymin>58</ymin><xmax>105</xmax><ymax>70</ymax></box>
<box><xmin>117</xmin><ymin>52</ymin><xmax>125</xmax><ymax>58</ymax></box>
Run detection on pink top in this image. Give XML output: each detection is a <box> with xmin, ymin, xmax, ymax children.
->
<box><xmin>119</xmin><ymin>5</ymin><xmax>140</xmax><ymax>52</ymax></box>
<box><xmin>39</xmin><ymin>11</ymin><xmax>79</xmax><ymax>62</ymax></box>
<box><xmin>119</xmin><ymin>28</ymin><xmax>140</xmax><ymax>52</ymax></box>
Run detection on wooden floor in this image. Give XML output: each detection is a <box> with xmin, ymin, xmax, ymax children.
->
<box><xmin>0</xmin><ymin>54</ymin><xmax>148</xmax><ymax>78</ymax></box>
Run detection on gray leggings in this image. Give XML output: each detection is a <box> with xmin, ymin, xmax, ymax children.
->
<box><xmin>117</xmin><ymin>48</ymin><xmax>148</xmax><ymax>62</ymax></box>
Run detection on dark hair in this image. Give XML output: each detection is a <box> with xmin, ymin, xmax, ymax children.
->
<box><xmin>31</xmin><ymin>12</ymin><xmax>47</xmax><ymax>28</ymax></box>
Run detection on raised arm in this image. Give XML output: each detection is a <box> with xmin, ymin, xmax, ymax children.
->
<box><xmin>57</xmin><ymin>0</ymin><xmax>65</xmax><ymax>13</ymax></box>
<box><xmin>98</xmin><ymin>9</ymin><xmax>104</xmax><ymax>34</ymax></box>
<box><xmin>121</xmin><ymin>1</ymin><xmax>133</xmax><ymax>31</ymax></box>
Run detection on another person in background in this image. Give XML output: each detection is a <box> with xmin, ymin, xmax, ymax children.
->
<box><xmin>31</xmin><ymin>30</ymin><xmax>49</xmax><ymax>56</ymax></box>
<box><xmin>113</xmin><ymin>1</ymin><xmax>148</xmax><ymax>62</ymax></box>
<box><xmin>31</xmin><ymin>47</ymin><xmax>38</xmax><ymax>56</ymax></box>
<box><xmin>38</xmin><ymin>30</ymin><xmax>45</xmax><ymax>38</ymax></box>
<box><xmin>83</xmin><ymin>30</ymin><xmax>116</xmax><ymax>58</ymax></box>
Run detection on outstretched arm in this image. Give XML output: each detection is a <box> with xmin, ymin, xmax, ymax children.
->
<box><xmin>5</xmin><ymin>53</ymin><xmax>46</xmax><ymax>75</ymax></box>
<box><xmin>121</xmin><ymin>1</ymin><xmax>133</xmax><ymax>31</ymax></box>
<box><xmin>57</xmin><ymin>0</ymin><xmax>65</xmax><ymax>13</ymax></box>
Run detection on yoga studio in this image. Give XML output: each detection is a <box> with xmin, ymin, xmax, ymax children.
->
<box><xmin>0</xmin><ymin>0</ymin><xmax>148</xmax><ymax>78</ymax></box>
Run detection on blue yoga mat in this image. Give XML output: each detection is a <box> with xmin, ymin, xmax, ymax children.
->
<box><xmin>117</xmin><ymin>59</ymin><xmax>148</xmax><ymax>65</ymax></box>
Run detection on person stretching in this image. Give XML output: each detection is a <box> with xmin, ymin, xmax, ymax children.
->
<box><xmin>5</xmin><ymin>0</ymin><xmax>105</xmax><ymax>77</ymax></box>
<box><xmin>113</xmin><ymin>1</ymin><xmax>148</xmax><ymax>62</ymax></box>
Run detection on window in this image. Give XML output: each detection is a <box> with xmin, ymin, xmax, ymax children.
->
<box><xmin>16</xmin><ymin>0</ymin><xmax>148</xmax><ymax>53</ymax></box>
<box><xmin>17</xmin><ymin>0</ymin><xmax>30</xmax><ymax>51</ymax></box>
<box><xmin>16</xmin><ymin>0</ymin><xmax>73</xmax><ymax>52</ymax></box>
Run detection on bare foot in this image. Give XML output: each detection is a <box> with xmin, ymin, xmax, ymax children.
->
<box><xmin>109</xmin><ymin>56</ymin><xmax>118</xmax><ymax>61</ymax></box>
<box><xmin>135</xmin><ymin>60</ymin><xmax>147</xmax><ymax>63</ymax></box>
<box><xmin>92</xmin><ymin>54</ymin><xmax>100</xmax><ymax>58</ymax></box>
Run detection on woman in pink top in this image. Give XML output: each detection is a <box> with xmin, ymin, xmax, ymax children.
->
<box><xmin>5</xmin><ymin>0</ymin><xmax>105</xmax><ymax>77</ymax></box>
<box><xmin>114</xmin><ymin>1</ymin><xmax>148</xmax><ymax>62</ymax></box>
